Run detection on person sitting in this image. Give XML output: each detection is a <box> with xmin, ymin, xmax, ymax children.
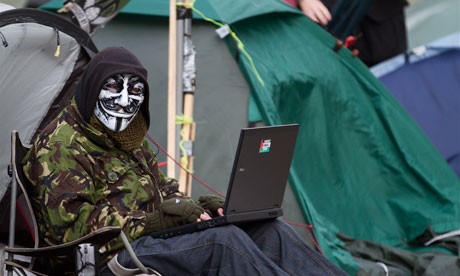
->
<box><xmin>23</xmin><ymin>46</ymin><xmax>347</xmax><ymax>275</ymax></box>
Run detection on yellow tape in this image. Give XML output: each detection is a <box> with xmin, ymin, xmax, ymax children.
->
<box><xmin>177</xmin><ymin>0</ymin><xmax>265</xmax><ymax>87</ymax></box>
<box><xmin>54</xmin><ymin>45</ymin><xmax>61</xmax><ymax>57</ymax></box>
<box><xmin>175</xmin><ymin>114</ymin><xmax>194</xmax><ymax>172</ymax></box>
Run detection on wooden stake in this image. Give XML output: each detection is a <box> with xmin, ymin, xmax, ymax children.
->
<box><xmin>186</xmin><ymin>116</ymin><xmax>196</xmax><ymax>196</ymax></box>
<box><xmin>179</xmin><ymin>93</ymin><xmax>194</xmax><ymax>195</ymax></box>
<box><xmin>167</xmin><ymin>0</ymin><xmax>177</xmax><ymax>179</ymax></box>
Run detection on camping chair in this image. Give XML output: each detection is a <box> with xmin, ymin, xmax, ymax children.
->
<box><xmin>2</xmin><ymin>130</ymin><xmax>157</xmax><ymax>276</ymax></box>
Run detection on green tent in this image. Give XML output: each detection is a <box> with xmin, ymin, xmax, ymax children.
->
<box><xmin>42</xmin><ymin>0</ymin><xmax>460</xmax><ymax>274</ymax></box>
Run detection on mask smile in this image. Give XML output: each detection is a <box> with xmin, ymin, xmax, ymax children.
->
<box><xmin>98</xmin><ymin>93</ymin><xmax>141</xmax><ymax>118</ymax></box>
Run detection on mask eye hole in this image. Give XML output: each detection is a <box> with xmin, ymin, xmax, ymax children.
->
<box><xmin>103</xmin><ymin>82</ymin><xmax>119</xmax><ymax>93</ymax></box>
<box><xmin>130</xmin><ymin>87</ymin><xmax>143</xmax><ymax>94</ymax></box>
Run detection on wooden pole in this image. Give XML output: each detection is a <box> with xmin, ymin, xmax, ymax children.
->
<box><xmin>179</xmin><ymin>93</ymin><xmax>195</xmax><ymax>195</ymax></box>
<box><xmin>167</xmin><ymin>0</ymin><xmax>177</xmax><ymax>179</ymax></box>
<box><xmin>183</xmin><ymin>93</ymin><xmax>195</xmax><ymax>196</ymax></box>
<box><xmin>178</xmin><ymin>0</ymin><xmax>195</xmax><ymax>196</ymax></box>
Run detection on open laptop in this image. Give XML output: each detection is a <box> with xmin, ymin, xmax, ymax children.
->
<box><xmin>151</xmin><ymin>124</ymin><xmax>299</xmax><ymax>239</ymax></box>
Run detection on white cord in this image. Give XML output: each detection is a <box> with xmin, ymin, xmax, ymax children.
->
<box><xmin>376</xmin><ymin>262</ymin><xmax>389</xmax><ymax>276</ymax></box>
<box><xmin>424</xmin><ymin>229</ymin><xmax>460</xmax><ymax>246</ymax></box>
<box><xmin>119</xmin><ymin>232</ymin><xmax>149</xmax><ymax>274</ymax></box>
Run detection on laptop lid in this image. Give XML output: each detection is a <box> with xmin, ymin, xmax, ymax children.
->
<box><xmin>150</xmin><ymin>124</ymin><xmax>299</xmax><ymax>239</ymax></box>
<box><xmin>223</xmin><ymin>124</ymin><xmax>299</xmax><ymax>216</ymax></box>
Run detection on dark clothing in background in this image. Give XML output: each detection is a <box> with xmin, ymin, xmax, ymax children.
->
<box><xmin>289</xmin><ymin>0</ymin><xmax>408</xmax><ymax>66</ymax></box>
<box><xmin>338</xmin><ymin>227</ymin><xmax>460</xmax><ymax>276</ymax></box>
<box><xmin>323</xmin><ymin>0</ymin><xmax>408</xmax><ymax>66</ymax></box>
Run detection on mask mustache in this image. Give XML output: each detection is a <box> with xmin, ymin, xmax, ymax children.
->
<box><xmin>100</xmin><ymin>98</ymin><xmax>141</xmax><ymax>117</ymax></box>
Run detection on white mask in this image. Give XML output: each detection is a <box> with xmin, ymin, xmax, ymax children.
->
<box><xmin>94</xmin><ymin>74</ymin><xmax>145</xmax><ymax>132</ymax></box>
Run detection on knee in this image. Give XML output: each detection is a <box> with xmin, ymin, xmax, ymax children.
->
<box><xmin>204</xmin><ymin>224</ymin><xmax>251</xmax><ymax>244</ymax></box>
<box><xmin>265</xmin><ymin>218</ymin><xmax>287</xmax><ymax>229</ymax></box>
<box><xmin>255</xmin><ymin>219</ymin><xmax>292</xmax><ymax>235</ymax></box>
<box><xmin>270</xmin><ymin>219</ymin><xmax>304</xmax><ymax>241</ymax></box>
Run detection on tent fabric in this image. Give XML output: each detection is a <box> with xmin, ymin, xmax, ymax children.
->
<box><xmin>226</xmin><ymin>11</ymin><xmax>460</xmax><ymax>275</ymax></box>
<box><xmin>372</xmin><ymin>32</ymin><xmax>460</xmax><ymax>78</ymax></box>
<box><xmin>339</xmin><ymin>229</ymin><xmax>460</xmax><ymax>276</ymax></box>
<box><xmin>371</xmin><ymin>32</ymin><xmax>460</xmax><ymax>178</ymax></box>
<box><xmin>42</xmin><ymin>0</ymin><xmax>301</xmax><ymax>24</ymax></box>
<box><xmin>0</xmin><ymin>13</ymin><xmax>83</xmax><ymax>201</ymax></box>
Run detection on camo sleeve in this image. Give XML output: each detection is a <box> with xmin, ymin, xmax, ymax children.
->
<box><xmin>158</xmin><ymin>170</ymin><xmax>186</xmax><ymax>199</ymax></box>
<box><xmin>24</xmin><ymin>140</ymin><xmax>154</xmax><ymax>254</ymax></box>
<box><xmin>142</xmin><ymin>139</ymin><xmax>185</xmax><ymax>200</ymax></box>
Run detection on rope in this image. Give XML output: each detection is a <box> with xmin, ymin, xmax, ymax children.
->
<box><xmin>16</xmin><ymin>201</ymin><xmax>35</xmax><ymax>243</ymax></box>
<box><xmin>424</xmin><ymin>229</ymin><xmax>460</xmax><ymax>246</ymax></box>
<box><xmin>0</xmin><ymin>30</ymin><xmax>8</xmax><ymax>47</ymax></box>
<box><xmin>376</xmin><ymin>262</ymin><xmax>389</xmax><ymax>276</ymax></box>
<box><xmin>146</xmin><ymin>133</ymin><xmax>225</xmax><ymax>198</ymax></box>
<box><xmin>145</xmin><ymin>133</ymin><xmax>324</xmax><ymax>254</ymax></box>
<box><xmin>177</xmin><ymin>0</ymin><xmax>265</xmax><ymax>87</ymax></box>
<box><xmin>284</xmin><ymin>220</ymin><xmax>325</xmax><ymax>256</ymax></box>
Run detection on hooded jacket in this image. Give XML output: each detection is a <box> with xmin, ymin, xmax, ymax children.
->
<box><xmin>23</xmin><ymin>47</ymin><xmax>181</xmax><ymax>271</ymax></box>
<box><xmin>75</xmin><ymin>46</ymin><xmax>150</xmax><ymax>127</ymax></box>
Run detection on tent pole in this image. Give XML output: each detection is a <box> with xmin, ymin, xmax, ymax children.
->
<box><xmin>167</xmin><ymin>0</ymin><xmax>177</xmax><ymax>179</ymax></box>
<box><xmin>178</xmin><ymin>0</ymin><xmax>195</xmax><ymax>196</ymax></box>
<box><xmin>176</xmin><ymin>1</ymin><xmax>185</xmax><ymax>181</ymax></box>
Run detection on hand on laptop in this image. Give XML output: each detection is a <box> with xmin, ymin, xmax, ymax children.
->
<box><xmin>156</xmin><ymin>198</ymin><xmax>205</xmax><ymax>228</ymax></box>
<box><xmin>197</xmin><ymin>212</ymin><xmax>211</xmax><ymax>222</ymax></box>
<box><xmin>197</xmin><ymin>208</ymin><xmax>224</xmax><ymax>222</ymax></box>
<box><xmin>197</xmin><ymin>194</ymin><xmax>225</xmax><ymax>217</ymax></box>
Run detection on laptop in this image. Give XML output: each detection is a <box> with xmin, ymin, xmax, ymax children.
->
<box><xmin>151</xmin><ymin>124</ymin><xmax>299</xmax><ymax>239</ymax></box>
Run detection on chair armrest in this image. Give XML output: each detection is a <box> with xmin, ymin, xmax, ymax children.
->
<box><xmin>4</xmin><ymin>226</ymin><xmax>121</xmax><ymax>257</ymax></box>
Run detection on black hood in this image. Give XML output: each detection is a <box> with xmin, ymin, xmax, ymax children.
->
<box><xmin>75</xmin><ymin>46</ymin><xmax>150</xmax><ymax>128</ymax></box>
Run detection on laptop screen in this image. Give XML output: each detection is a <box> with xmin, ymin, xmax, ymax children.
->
<box><xmin>223</xmin><ymin>124</ymin><xmax>299</xmax><ymax>215</ymax></box>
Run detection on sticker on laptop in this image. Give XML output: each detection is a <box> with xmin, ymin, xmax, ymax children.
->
<box><xmin>259</xmin><ymin>139</ymin><xmax>271</xmax><ymax>153</ymax></box>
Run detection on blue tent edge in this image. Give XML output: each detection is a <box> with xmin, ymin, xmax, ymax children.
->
<box><xmin>371</xmin><ymin>32</ymin><xmax>460</xmax><ymax>78</ymax></box>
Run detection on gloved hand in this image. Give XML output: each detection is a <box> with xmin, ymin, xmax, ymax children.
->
<box><xmin>144</xmin><ymin>198</ymin><xmax>205</xmax><ymax>233</ymax></box>
<box><xmin>197</xmin><ymin>194</ymin><xmax>224</xmax><ymax>217</ymax></box>
<box><xmin>160</xmin><ymin>198</ymin><xmax>205</xmax><ymax>229</ymax></box>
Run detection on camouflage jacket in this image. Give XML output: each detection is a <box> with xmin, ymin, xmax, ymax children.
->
<box><xmin>23</xmin><ymin>99</ymin><xmax>182</xmax><ymax>262</ymax></box>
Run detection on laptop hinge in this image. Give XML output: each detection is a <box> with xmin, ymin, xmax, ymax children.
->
<box><xmin>225</xmin><ymin>208</ymin><xmax>283</xmax><ymax>224</ymax></box>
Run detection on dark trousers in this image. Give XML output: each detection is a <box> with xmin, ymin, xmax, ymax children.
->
<box><xmin>100</xmin><ymin>219</ymin><xmax>347</xmax><ymax>275</ymax></box>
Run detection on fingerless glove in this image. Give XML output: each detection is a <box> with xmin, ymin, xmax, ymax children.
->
<box><xmin>144</xmin><ymin>198</ymin><xmax>205</xmax><ymax>234</ymax></box>
<box><xmin>197</xmin><ymin>194</ymin><xmax>224</xmax><ymax>217</ymax></box>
